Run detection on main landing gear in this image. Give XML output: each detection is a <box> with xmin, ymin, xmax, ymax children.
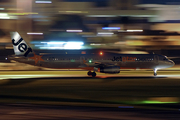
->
<box><xmin>87</xmin><ymin>71</ymin><xmax>96</xmax><ymax>77</ymax></box>
<box><xmin>153</xmin><ymin>69</ymin><xmax>157</xmax><ymax>76</ymax></box>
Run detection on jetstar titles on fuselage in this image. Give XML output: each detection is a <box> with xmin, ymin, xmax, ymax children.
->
<box><xmin>112</xmin><ymin>56</ymin><xmax>137</xmax><ymax>62</ymax></box>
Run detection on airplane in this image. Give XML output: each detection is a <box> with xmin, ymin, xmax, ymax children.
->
<box><xmin>8</xmin><ymin>31</ymin><xmax>175</xmax><ymax>77</ymax></box>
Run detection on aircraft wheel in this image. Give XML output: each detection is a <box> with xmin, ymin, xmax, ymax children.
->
<box><xmin>154</xmin><ymin>73</ymin><xmax>157</xmax><ymax>76</ymax></box>
<box><xmin>154</xmin><ymin>69</ymin><xmax>157</xmax><ymax>76</ymax></box>
<box><xmin>87</xmin><ymin>71</ymin><xmax>92</xmax><ymax>76</ymax></box>
<box><xmin>92</xmin><ymin>72</ymin><xmax>96</xmax><ymax>77</ymax></box>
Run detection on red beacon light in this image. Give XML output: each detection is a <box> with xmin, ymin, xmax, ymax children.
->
<box><xmin>100</xmin><ymin>51</ymin><xmax>103</xmax><ymax>55</ymax></box>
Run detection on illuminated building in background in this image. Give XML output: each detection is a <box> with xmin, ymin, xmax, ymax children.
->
<box><xmin>34</xmin><ymin>41</ymin><xmax>84</xmax><ymax>50</ymax></box>
<box><xmin>0</xmin><ymin>0</ymin><xmax>180</xmax><ymax>53</ymax></box>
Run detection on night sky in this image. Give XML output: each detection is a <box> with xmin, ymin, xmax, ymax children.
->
<box><xmin>0</xmin><ymin>0</ymin><xmax>179</xmax><ymax>5</ymax></box>
<box><xmin>61</xmin><ymin>0</ymin><xmax>180</xmax><ymax>4</ymax></box>
<box><xmin>140</xmin><ymin>0</ymin><xmax>180</xmax><ymax>4</ymax></box>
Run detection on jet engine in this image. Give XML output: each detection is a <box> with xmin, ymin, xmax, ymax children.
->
<box><xmin>99</xmin><ymin>66</ymin><xmax>120</xmax><ymax>74</ymax></box>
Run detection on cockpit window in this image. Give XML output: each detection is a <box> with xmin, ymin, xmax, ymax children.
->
<box><xmin>163</xmin><ymin>57</ymin><xmax>169</xmax><ymax>61</ymax></box>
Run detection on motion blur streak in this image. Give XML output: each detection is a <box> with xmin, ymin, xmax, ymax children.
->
<box><xmin>0</xmin><ymin>74</ymin><xmax>57</xmax><ymax>80</ymax></box>
<box><xmin>126</xmin><ymin>30</ymin><xmax>143</xmax><ymax>32</ymax></box>
<box><xmin>0</xmin><ymin>70</ymin><xmax>180</xmax><ymax>80</ymax></box>
<box><xmin>27</xmin><ymin>32</ymin><xmax>43</xmax><ymax>35</ymax></box>
<box><xmin>102</xmin><ymin>27</ymin><xmax>120</xmax><ymax>30</ymax></box>
<box><xmin>66</xmin><ymin>30</ymin><xmax>83</xmax><ymax>32</ymax></box>
<box><xmin>35</xmin><ymin>1</ymin><xmax>52</xmax><ymax>4</ymax></box>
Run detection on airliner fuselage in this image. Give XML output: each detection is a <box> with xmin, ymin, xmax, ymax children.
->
<box><xmin>10</xmin><ymin>53</ymin><xmax>174</xmax><ymax>70</ymax></box>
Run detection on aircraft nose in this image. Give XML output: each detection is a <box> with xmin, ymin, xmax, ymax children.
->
<box><xmin>169</xmin><ymin>60</ymin><xmax>175</xmax><ymax>67</ymax></box>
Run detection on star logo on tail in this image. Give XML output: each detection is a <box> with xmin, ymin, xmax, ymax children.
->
<box><xmin>29</xmin><ymin>53</ymin><xmax>44</xmax><ymax>64</ymax></box>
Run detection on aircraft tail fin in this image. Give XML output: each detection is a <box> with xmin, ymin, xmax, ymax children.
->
<box><xmin>10</xmin><ymin>32</ymin><xmax>33</xmax><ymax>57</ymax></box>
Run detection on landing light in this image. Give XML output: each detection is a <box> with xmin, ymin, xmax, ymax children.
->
<box><xmin>102</xmin><ymin>27</ymin><xmax>120</xmax><ymax>30</ymax></box>
<box><xmin>100</xmin><ymin>52</ymin><xmax>103</xmax><ymax>55</ymax></box>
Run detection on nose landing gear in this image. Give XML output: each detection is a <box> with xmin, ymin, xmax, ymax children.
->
<box><xmin>154</xmin><ymin>73</ymin><xmax>157</xmax><ymax>76</ymax></box>
<box><xmin>154</xmin><ymin>69</ymin><xmax>157</xmax><ymax>76</ymax></box>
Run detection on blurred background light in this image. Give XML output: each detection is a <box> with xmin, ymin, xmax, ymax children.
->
<box><xmin>0</xmin><ymin>17</ymin><xmax>10</xmax><ymax>19</ymax></box>
<box><xmin>0</xmin><ymin>8</ymin><xmax>4</xmax><ymax>10</ymax></box>
<box><xmin>35</xmin><ymin>1</ymin><xmax>52</xmax><ymax>3</ymax></box>
<box><xmin>9</xmin><ymin>12</ymin><xmax>38</xmax><ymax>15</ymax></box>
<box><xmin>37</xmin><ymin>41</ymin><xmax>84</xmax><ymax>49</ymax></box>
<box><xmin>27</xmin><ymin>32</ymin><xmax>43</xmax><ymax>35</ymax></box>
<box><xmin>44</xmin><ymin>42</ymin><xmax>66</xmax><ymax>44</ymax></box>
<box><xmin>0</xmin><ymin>13</ymin><xmax>8</xmax><ymax>16</ymax></box>
<box><xmin>97</xmin><ymin>32</ymin><xmax>114</xmax><ymax>36</ymax></box>
<box><xmin>65</xmin><ymin>11</ymin><xmax>88</xmax><ymax>13</ymax></box>
<box><xmin>126</xmin><ymin>30</ymin><xmax>143</xmax><ymax>32</ymax></box>
<box><xmin>102</xmin><ymin>27</ymin><xmax>120</xmax><ymax>30</ymax></box>
<box><xmin>90</xmin><ymin>43</ymin><xmax>105</xmax><ymax>46</ymax></box>
<box><xmin>66</xmin><ymin>30</ymin><xmax>83</xmax><ymax>32</ymax></box>
<box><xmin>64</xmin><ymin>42</ymin><xmax>84</xmax><ymax>49</ymax></box>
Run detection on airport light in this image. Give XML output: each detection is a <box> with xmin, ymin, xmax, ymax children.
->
<box><xmin>0</xmin><ymin>17</ymin><xmax>10</xmax><ymax>19</ymax></box>
<box><xmin>35</xmin><ymin>1</ymin><xmax>52</xmax><ymax>3</ymax></box>
<box><xmin>127</xmin><ymin>29</ymin><xmax>143</xmax><ymax>32</ymax></box>
<box><xmin>9</xmin><ymin>12</ymin><xmax>38</xmax><ymax>15</ymax></box>
<box><xmin>66</xmin><ymin>30</ymin><xmax>83</xmax><ymax>32</ymax></box>
<box><xmin>27</xmin><ymin>32</ymin><xmax>43</xmax><ymax>35</ymax></box>
<box><xmin>0</xmin><ymin>13</ymin><xmax>10</xmax><ymax>19</ymax></box>
<box><xmin>65</xmin><ymin>11</ymin><xmax>88</xmax><ymax>13</ymax></box>
<box><xmin>100</xmin><ymin>51</ymin><xmax>103</xmax><ymax>55</ymax></box>
<box><xmin>97</xmin><ymin>32</ymin><xmax>114</xmax><ymax>36</ymax></box>
<box><xmin>0</xmin><ymin>13</ymin><xmax>7</xmax><ymax>16</ymax></box>
<box><xmin>90</xmin><ymin>43</ymin><xmax>105</xmax><ymax>46</ymax></box>
<box><xmin>102</xmin><ymin>27</ymin><xmax>120</xmax><ymax>30</ymax></box>
<box><xmin>41</xmin><ymin>42</ymin><xmax>66</xmax><ymax>44</ymax></box>
<box><xmin>64</xmin><ymin>42</ymin><xmax>84</xmax><ymax>49</ymax></box>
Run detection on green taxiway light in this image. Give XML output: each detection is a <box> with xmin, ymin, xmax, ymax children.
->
<box><xmin>141</xmin><ymin>100</ymin><xmax>178</xmax><ymax>104</ymax></box>
<box><xmin>127</xmin><ymin>101</ymin><xmax>178</xmax><ymax>104</ymax></box>
<box><xmin>89</xmin><ymin>60</ymin><xmax>92</xmax><ymax>63</ymax></box>
<box><xmin>121</xmin><ymin>100</ymin><xmax>178</xmax><ymax>105</ymax></box>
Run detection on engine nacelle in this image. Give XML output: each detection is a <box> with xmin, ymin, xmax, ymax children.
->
<box><xmin>99</xmin><ymin>66</ymin><xmax>120</xmax><ymax>74</ymax></box>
